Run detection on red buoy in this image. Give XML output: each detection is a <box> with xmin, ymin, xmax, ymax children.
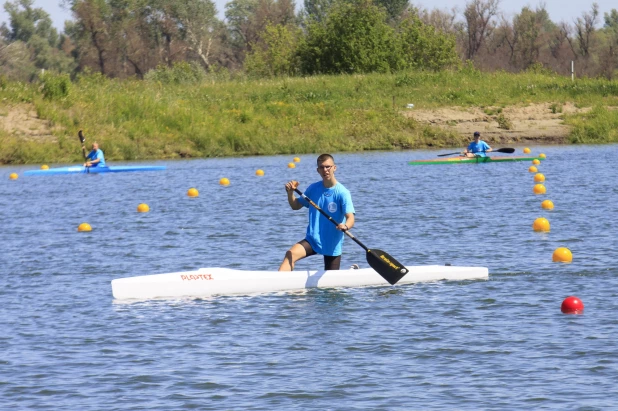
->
<box><xmin>561</xmin><ymin>296</ymin><xmax>584</xmax><ymax>314</ymax></box>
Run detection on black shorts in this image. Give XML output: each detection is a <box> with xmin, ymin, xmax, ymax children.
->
<box><xmin>297</xmin><ymin>239</ymin><xmax>341</xmax><ymax>270</ymax></box>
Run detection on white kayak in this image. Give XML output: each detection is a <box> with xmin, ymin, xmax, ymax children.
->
<box><xmin>111</xmin><ymin>265</ymin><xmax>488</xmax><ymax>300</ymax></box>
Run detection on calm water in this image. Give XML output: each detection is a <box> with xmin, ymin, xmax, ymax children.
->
<box><xmin>1</xmin><ymin>145</ymin><xmax>617</xmax><ymax>410</ymax></box>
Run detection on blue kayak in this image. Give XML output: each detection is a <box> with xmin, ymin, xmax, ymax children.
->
<box><xmin>24</xmin><ymin>165</ymin><xmax>166</xmax><ymax>176</ymax></box>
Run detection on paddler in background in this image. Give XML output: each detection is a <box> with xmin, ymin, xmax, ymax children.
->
<box><xmin>279</xmin><ymin>154</ymin><xmax>355</xmax><ymax>272</ymax></box>
<box><xmin>83</xmin><ymin>142</ymin><xmax>106</xmax><ymax>167</ymax></box>
<box><xmin>463</xmin><ymin>131</ymin><xmax>493</xmax><ymax>157</ymax></box>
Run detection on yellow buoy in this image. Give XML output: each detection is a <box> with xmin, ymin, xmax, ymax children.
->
<box><xmin>541</xmin><ymin>200</ymin><xmax>554</xmax><ymax>210</ymax></box>
<box><xmin>532</xmin><ymin>217</ymin><xmax>550</xmax><ymax>232</ymax></box>
<box><xmin>137</xmin><ymin>203</ymin><xmax>150</xmax><ymax>213</ymax></box>
<box><xmin>9</xmin><ymin>173</ymin><xmax>18</xmax><ymax>180</ymax></box>
<box><xmin>255</xmin><ymin>169</ymin><xmax>264</xmax><ymax>176</ymax></box>
<box><xmin>187</xmin><ymin>188</ymin><xmax>199</xmax><ymax>197</ymax></box>
<box><xmin>78</xmin><ymin>222</ymin><xmax>92</xmax><ymax>232</ymax></box>
<box><xmin>293</xmin><ymin>157</ymin><xmax>301</xmax><ymax>163</ymax></box>
<box><xmin>539</xmin><ymin>153</ymin><xmax>546</xmax><ymax>159</ymax></box>
<box><xmin>288</xmin><ymin>163</ymin><xmax>296</xmax><ymax>169</ymax></box>
<box><xmin>533</xmin><ymin>184</ymin><xmax>546</xmax><ymax>195</ymax></box>
<box><xmin>552</xmin><ymin>247</ymin><xmax>572</xmax><ymax>263</ymax></box>
<box><xmin>532</xmin><ymin>159</ymin><xmax>541</xmax><ymax>165</ymax></box>
<box><xmin>523</xmin><ymin>147</ymin><xmax>531</xmax><ymax>154</ymax></box>
<box><xmin>528</xmin><ymin>166</ymin><xmax>538</xmax><ymax>173</ymax></box>
<box><xmin>41</xmin><ymin>164</ymin><xmax>49</xmax><ymax>170</ymax></box>
<box><xmin>534</xmin><ymin>173</ymin><xmax>545</xmax><ymax>183</ymax></box>
<box><xmin>219</xmin><ymin>177</ymin><xmax>230</xmax><ymax>186</ymax></box>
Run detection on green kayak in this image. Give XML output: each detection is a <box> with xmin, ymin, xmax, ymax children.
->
<box><xmin>408</xmin><ymin>156</ymin><xmax>543</xmax><ymax>166</ymax></box>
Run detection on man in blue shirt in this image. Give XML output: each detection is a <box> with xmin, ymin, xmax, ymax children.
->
<box><xmin>279</xmin><ymin>154</ymin><xmax>355</xmax><ymax>271</ymax></box>
<box><xmin>464</xmin><ymin>131</ymin><xmax>492</xmax><ymax>157</ymax></box>
<box><xmin>83</xmin><ymin>142</ymin><xmax>106</xmax><ymax>167</ymax></box>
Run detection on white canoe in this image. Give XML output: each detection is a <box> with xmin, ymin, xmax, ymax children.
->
<box><xmin>111</xmin><ymin>265</ymin><xmax>488</xmax><ymax>300</ymax></box>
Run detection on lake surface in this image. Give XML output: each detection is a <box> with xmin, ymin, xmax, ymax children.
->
<box><xmin>1</xmin><ymin>145</ymin><xmax>617</xmax><ymax>410</ymax></box>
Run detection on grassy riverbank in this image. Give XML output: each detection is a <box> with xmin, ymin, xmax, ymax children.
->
<box><xmin>1</xmin><ymin>68</ymin><xmax>618</xmax><ymax>164</ymax></box>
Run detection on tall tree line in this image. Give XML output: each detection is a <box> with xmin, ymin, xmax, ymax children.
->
<box><xmin>1</xmin><ymin>0</ymin><xmax>618</xmax><ymax>80</ymax></box>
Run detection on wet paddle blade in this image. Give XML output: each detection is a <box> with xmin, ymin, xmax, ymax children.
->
<box><xmin>496</xmin><ymin>148</ymin><xmax>515</xmax><ymax>153</ymax></box>
<box><xmin>366</xmin><ymin>249</ymin><xmax>409</xmax><ymax>285</ymax></box>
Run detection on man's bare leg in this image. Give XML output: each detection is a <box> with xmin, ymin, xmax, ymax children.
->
<box><xmin>279</xmin><ymin>243</ymin><xmax>308</xmax><ymax>271</ymax></box>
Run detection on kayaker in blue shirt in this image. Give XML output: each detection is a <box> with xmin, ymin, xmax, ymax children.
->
<box><xmin>279</xmin><ymin>154</ymin><xmax>355</xmax><ymax>271</ymax></box>
<box><xmin>83</xmin><ymin>142</ymin><xmax>106</xmax><ymax>167</ymax></box>
<box><xmin>463</xmin><ymin>131</ymin><xmax>492</xmax><ymax>157</ymax></box>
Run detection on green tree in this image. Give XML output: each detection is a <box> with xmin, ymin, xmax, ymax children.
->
<box><xmin>0</xmin><ymin>38</ymin><xmax>37</xmax><ymax>80</ymax></box>
<box><xmin>170</xmin><ymin>0</ymin><xmax>223</xmax><ymax>70</ymax></box>
<box><xmin>397</xmin><ymin>13</ymin><xmax>459</xmax><ymax>70</ymax></box>
<box><xmin>0</xmin><ymin>0</ymin><xmax>75</xmax><ymax>78</ymax></box>
<box><xmin>299</xmin><ymin>0</ymin><xmax>399</xmax><ymax>74</ymax></box>
<box><xmin>503</xmin><ymin>6</ymin><xmax>555</xmax><ymax>69</ymax></box>
<box><xmin>225</xmin><ymin>0</ymin><xmax>296</xmax><ymax>65</ymax></box>
<box><xmin>573</xmin><ymin>3</ymin><xmax>599</xmax><ymax>58</ymax></box>
<box><xmin>600</xmin><ymin>9</ymin><xmax>618</xmax><ymax>79</ymax></box>
<box><xmin>66</xmin><ymin>0</ymin><xmax>188</xmax><ymax>78</ymax></box>
<box><xmin>1</xmin><ymin>0</ymin><xmax>58</xmax><ymax>45</ymax></box>
<box><xmin>604</xmin><ymin>9</ymin><xmax>618</xmax><ymax>32</ymax></box>
<box><xmin>463</xmin><ymin>0</ymin><xmax>499</xmax><ymax>60</ymax></box>
<box><xmin>245</xmin><ymin>23</ymin><xmax>301</xmax><ymax>76</ymax></box>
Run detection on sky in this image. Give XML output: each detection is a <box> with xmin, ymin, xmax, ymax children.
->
<box><xmin>0</xmin><ymin>0</ymin><xmax>616</xmax><ymax>32</ymax></box>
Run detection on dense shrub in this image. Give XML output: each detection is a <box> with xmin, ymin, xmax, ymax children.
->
<box><xmin>39</xmin><ymin>72</ymin><xmax>71</xmax><ymax>100</ymax></box>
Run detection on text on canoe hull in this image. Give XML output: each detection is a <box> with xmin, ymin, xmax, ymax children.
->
<box><xmin>181</xmin><ymin>274</ymin><xmax>214</xmax><ymax>281</ymax></box>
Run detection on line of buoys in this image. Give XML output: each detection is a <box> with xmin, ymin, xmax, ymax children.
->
<box><xmin>525</xmin><ymin>149</ymin><xmax>580</xmax><ymax>313</ymax></box>
<box><xmin>71</xmin><ymin>157</ymin><xmax>301</xmax><ymax>249</ymax></box>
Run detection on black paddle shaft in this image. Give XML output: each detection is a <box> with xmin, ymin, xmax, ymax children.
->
<box><xmin>78</xmin><ymin>130</ymin><xmax>87</xmax><ymax>161</ymax></box>
<box><xmin>437</xmin><ymin>147</ymin><xmax>515</xmax><ymax>157</ymax></box>
<box><xmin>293</xmin><ymin>187</ymin><xmax>409</xmax><ymax>285</ymax></box>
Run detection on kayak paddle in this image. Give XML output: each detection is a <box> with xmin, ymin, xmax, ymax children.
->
<box><xmin>437</xmin><ymin>147</ymin><xmax>516</xmax><ymax>157</ymax></box>
<box><xmin>78</xmin><ymin>130</ymin><xmax>87</xmax><ymax>160</ymax></box>
<box><xmin>293</xmin><ymin>183</ymin><xmax>409</xmax><ymax>285</ymax></box>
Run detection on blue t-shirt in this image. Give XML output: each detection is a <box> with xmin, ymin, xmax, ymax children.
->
<box><xmin>467</xmin><ymin>140</ymin><xmax>491</xmax><ymax>157</ymax></box>
<box><xmin>86</xmin><ymin>149</ymin><xmax>106</xmax><ymax>167</ymax></box>
<box><xmin>298</xmin><ymin>181</ymin><xmax>355</xmax><ymax>257</ymax></box>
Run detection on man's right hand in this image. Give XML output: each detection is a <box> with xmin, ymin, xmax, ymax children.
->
<box><xmin>285</xmin><ymin>181</ymin><xmax>299</xmax><ymax>192</ymax></box>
